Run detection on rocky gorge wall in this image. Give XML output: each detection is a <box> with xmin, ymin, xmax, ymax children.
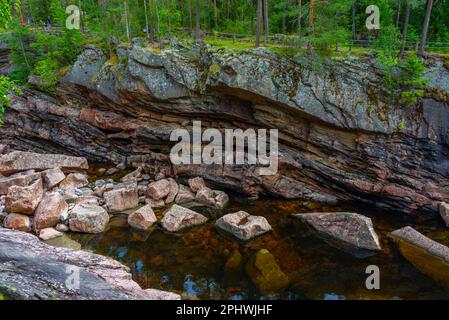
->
<box><xmin>2</xmin><ymin>41</ymin><xmax>449</xmax><ymax>214</ymax></box>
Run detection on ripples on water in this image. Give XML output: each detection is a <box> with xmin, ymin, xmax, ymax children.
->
<box><xmin>70</xmin><ymin>197</ymin><xmax>449</xmax><ymax>300</ymax></box>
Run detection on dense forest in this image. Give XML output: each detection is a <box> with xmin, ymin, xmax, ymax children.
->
<box><xmin>0</xmin><ymin>0</ymin><xmax>448</xmax><ymax>110</ymax></box>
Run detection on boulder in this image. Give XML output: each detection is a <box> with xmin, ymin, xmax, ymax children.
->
<box><xmin>293</xmin><ymin>212</ymin><xmax>381</xmax><ymax>256</ymax></box>
<box><xmin>59</xmin><ymin>173</ymin><xmax>89</xmax><ymax>190</ymax></box>
<box><xmin>104</xmin><ymin>184</ymin><xmax>139</xmax><ymax>213</ymax></box>
<box><xmin>55</xmin><ymin>223</ymin><xmax>69</xmax><ymax>232</ymax></box>
<box><xmin>128</xmin><ymin>205</ymin><xmax>157</xmax><ymax>230</ymax></box>
<box><xmin>3</xmin><ymin>213</ymin><xmax>31</xmax><ymax>232</ymax></box>
<box><xmin>215</xmin><ymin>211</ymin><xmax>272</xmax><ymax>241</ymax></box>
<box><xmin>439</xmin><ymin>202</ymin><xmax>449</xmax><ymax>227</ymax></box>
<box><xmin>175</xmin><ymin>184</ymin><xmax>195</xmax><ymax>204</ymax></box>
<box><xmin>188</xmin><ymin>177</ymin><xmax>206</xmax><ymax>192</ymax></box>
<box><xmin>161</xmin><ymin>204</ymin><xmax>208</xmax><ymax>232</ymax></box>
<box><xmin>165</xmin><ymin>178</ymin><xmax>179</xmax><ymax>204</ymax></box>
<box><xmin>147</xmin><ymin>179</ymin><xmax>171</xmax><ymax>200</ymax></box>
<box><xmin>195</xmin><ymin>187</ymin><xmax>229</xmax><ymax>209</ymax></box>
<box><xmin>69</xmin><ymin>203</ymin><xmax>109</xmax><ymax>233</ymax></box>
<box><xmin>0</xmin><ymin>151</ymin><xmax>88</xmax><ymax>175</ymax></box>
<box><xmin>38</xmin><ymin>227</ymin><xmax>63</xmax><ymax>241</ymax></box>
<box><xmin>195</xmin><ymin>187</ymin><xmax>216</xmax><ymax>206</ymax></box>
<box><xmin>41</xmin><ymin>167</ymin><xmax>65</xmax><ymax>189</ymax></box>
<box><xmin>33</xmin><ymin>192</ymin><xmax>68</xmax><ymax>231</ymax></box>
<box><xmin>5</xmin><ymin>179</ymin><xmax>43</xmax><ymax>214</ymax></box>
<box><xmin>213</xmin><ymin>190</ymin><xmax>229</xmax><ymax>209</ymax></box>
<box><xmin>0</xmin><ymin>170</ymin><xmax>41</xmax><ymax>195</ymax></box>
<box><xmin>145</xmin><ymin>198</ymin><xmax>165</xmax><ymax>208</ymax></box>
<box><xmin>245</xmin><ymin>249</ymin><xmax>290</xmax><ymax>295</ymax></box>
<box><xmin>121</xmin><ymin>167</ymin><xmax>142</xmax><ymax>182</ymax></box>
<box><xmin>74</xmin><ymin>195</ymin><xmax>99</xmax><ymax>206</ymax></box>
<box><xmin>390</xmin><ymin>226</ymin><xmax>449</xmax><ymax>287</ymax></box>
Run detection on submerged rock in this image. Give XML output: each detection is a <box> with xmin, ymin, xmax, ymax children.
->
<box><xmin>69</xmin><ymin>203</ymin><xmax>109</xmax><ymax>233</ymax></box>
<box><xmin>128</xmin><ymin>205</ymin><xmax>157</xmax><ymax>230</ymax></box>
<box><xmin>161</xmin><ymin>204</ymin><xmax>208</xmax><ymax>232</ymax></box>
<box><xmin>5</xmin><ymin>179</ymin><xmax>43</xmax><ymax>215</ymax></box>
<box><xmin>215</xmin><ymin>211</ymin><xmax>272</xmax><ymax>241</ymax></box>
<box><xmin>293</xmin><ymin>212</ymin><xmax>381</xmax><ymax>257</ymax></box>
<box><xmin>0</xmin><ymin>151</ymin><xmax>88</xmax><ymax>175</ymax></box>
<box><xmin>390</xmin><ymin>226</ymin><xmax>449</xmax><ymax>287</ymax></box>
<box><xmin>0</xmin><ymin>227</ymin><xmax>179</xmax><ymax>299</ymax></box>
<box><xmin>245</xmin><ymin>249</ymin><xmax>289</xmax><ymax>295</ymax></box>
<box><xmin>224</xmin><ymin>250</ymin><xmax>244</xmax><ymax>284</ymax></box>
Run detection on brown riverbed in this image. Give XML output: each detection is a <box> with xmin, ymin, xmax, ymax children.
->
<box><xmin>67</xmin><ymin>195</ymin><xmax>449</xmax><ymax>300</ymax></box>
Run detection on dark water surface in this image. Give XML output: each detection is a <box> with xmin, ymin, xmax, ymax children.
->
<box><xmin>69</xmin><ymin>198</ymin><xmax>449</xmax><ymax>300</ymax></box>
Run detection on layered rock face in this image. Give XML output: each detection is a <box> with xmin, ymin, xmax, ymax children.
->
<box><xmin>2</xmin><ymin>42</ymin><xmax>449</xmax><ymax>214</ymax></box>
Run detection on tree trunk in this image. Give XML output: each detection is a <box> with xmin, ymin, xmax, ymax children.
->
<box><xmin>307</xmin><ymin>0</ymin><xmax>314</xmax><ymax>55</ymax></box>
<box><xmin>124</xmin><ymin>0</ymin><xmax>131</xmax><ymax>40</ymax></box>
<box><xmin>155</xmin><ymin>0</ymin><xmax>160</xmax><ymax>36</ymax></box>
<box><xmin>148</xmin><ymin>0</ymin><xmax>155</xmax><ymax>40</ymax></box>
<box><xmin>309</xmin><ymin>0</ymin><xmax>314</xmax><ymax>35</ymax></box>
<box><xmin>78</xmin><ymin>0</ymin><xmax>84</xmax><ymax>32</ymax></box>
<box><xmin>352</xmin><ymin>2</ymin><xmax>356</xmax><ymax>40</ymax></box>
<box><xmin>298</xmin><ymin>0</ymin><xmax>302</xmax><ymax>36</ymax></box>
<box><xmin>396</xmin><ymin>1</ymin><xmax>401</xmax><ymax>28</ymax></box>
<box><xmin>143</xmin><ymin>0</ymin><xmax>150</xmax><ymax>38</ymax></box>
<box><xmin>195</xmin><ymin>0</ymin><xmax>201</xmax><ymax>43</ymax></box>
<box><xmin>419</xmin><ymin>0</ymin><xmax>434</xmax><ymax>56</ymax></box>
<box><xmin>188</xmin><ymin>0</ymin><xmax>193</xmax><ymax>33</ymax></box>
<box><xmin>400</xmin><ymin>1</ymin><xmax>411</xmax><ymax>58</ymax></box>
<box><xmin>213</xmin><ymin>0</ymin><xmax>218</xmax><ymax>29</ymax></box>
<box><xmin>263</xmin><ymin>0</ymin><xmax>268</xmax><ymax>44</ymax></box>
<box><xmin>256</xmin><ymin>0</ymin><xmax>262</xmax><ymax>47</ymax></box>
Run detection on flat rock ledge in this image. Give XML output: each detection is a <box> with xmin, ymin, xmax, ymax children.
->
<box><xmin>390</xmin><ymin>226</ymin><xmax>449</xmax><ymax>287</ymax></box>
<box><xmin>0</xmin><ymin>227</ymin><xmax>181</xmax><ymax>300</ymax></box>
<box><xmin>293</xmin><ymin>212</ymin><xmax>381</xmax><ymax>257</ymax></box>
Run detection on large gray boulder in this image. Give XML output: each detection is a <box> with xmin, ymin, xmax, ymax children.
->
<box><xmin>390</xmin><ymin>226</ymin><xmax>449</xmax><ymax>287</ymax></box>
<box><xmin>293</xmin><ymin>212</ymin><xmax>381</xmax><ymax>256</ymax></box>
<box><xmin>0</xmin><ymin>227</ymin><xmax>180</xmax><ymax>299</ymax></box>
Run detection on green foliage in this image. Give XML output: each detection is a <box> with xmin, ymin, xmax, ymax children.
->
<box><xmin>379</xmin><ymin>53</ymin><xmax>428</xmax><ymax>105</ymax></box>
<box><xmin>6</xmin><ymin>22</ymin><xmax>83</xmax><ymax>92</ymax></box>
<box><xmin>0</xmin><ymin>0</ymin><xmax>20</xmax><ymax>29</ymax></box>
<box><xmin>0</xmin><ymin>76</ymin><xmax>22</xmax><ymax>124</ymax></box>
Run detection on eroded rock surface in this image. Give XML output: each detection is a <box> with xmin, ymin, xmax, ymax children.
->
<box><xmin>0</xmin><ymin>227</ymin><xmax>180</xmax><ymax>299</ymax></box>
<box><xmin>161</xmin><ymin>204</ymin><xmax>207</xmax><ymax>232</ymax></box>
<box><xmin>2</xmin><ymin>44</ymin><xmax>449</xmax><ymax>214</ymax></box>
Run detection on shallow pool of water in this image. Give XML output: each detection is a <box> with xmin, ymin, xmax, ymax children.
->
<box><xmin>69</xmin><ymin>198</ymin><xmax>449</xmax><ymax>300</ymax></box>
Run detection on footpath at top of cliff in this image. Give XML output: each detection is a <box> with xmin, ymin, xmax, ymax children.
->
<box><xmin>59</xmin><ymin>39</ymin><xmax>449</xmax><ymax>137</ymax></box>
